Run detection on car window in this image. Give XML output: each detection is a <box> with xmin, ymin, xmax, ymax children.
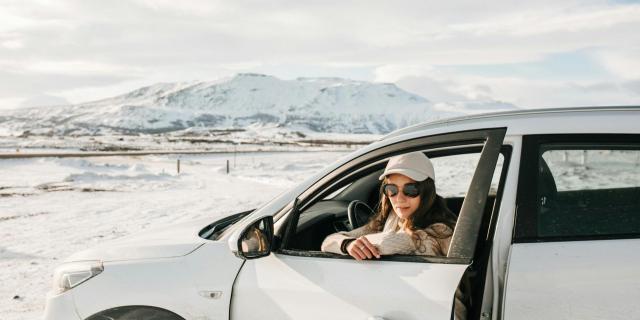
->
<box><xmin>543</xmin><ymin>149</ymin><xmax>640</xmax><ymax>191</ymax></box>
<box><xmin>537</xmin><ymin>146</ymin><xmax>640</xmax><ymax>239</ymax></box>
<box><xmin>431</xmin><ymin>153</ymin><xmax>504</xmax><ymax>198</ymax></box>
<box><xmin>287</xmin><ymin>148</ymin><xmax>507</xmax><ymax>257</ymax></box>
<box><xmin>323</xmin><ymin>182</ymin><xmax>352</xmax><ymax>200</ymax></box>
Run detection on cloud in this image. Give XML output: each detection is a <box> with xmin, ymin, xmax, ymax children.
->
<box><xmin>0</xmin><ymin>97</ymin><xmax>25</xmax><ymax>111</ymax></box>
<box><xmin>19</xmin><ymin>94</ymin><xmax>70</xmax><ymax>108</ymax></box>
<box><xmin>0</xmin><ymin>69</ymin><xmax>135</xmax><ymax>104</ymax></box>
<box><xmin>383</xmin><ymin>64</ymin><xmax>640</xmax><ymax>108</ymax></box>
<box><xmin>5</xmin><ymin>0</ymin><xmax>640</xmax><ymax>66</ymax></box>
<box><xmin>24</xmin><ymin>60</ymin><xmax>138</xmax><ymax>76</ymax></box>
<box><xmin>596</xmin><ymin>47</ymin><xmax>640</xmax><ymax>79</ymax></box>
<box><xmin>0</xmin><ymin>0</ymin><xmax>639</xmax><ymax>108</ymax></box>
<box><xmin>374</xmin><ymin>65</ymin><xmax>467</xmax><ymax>102</ymax></box>
<box><xmin>448</xmin><ymin>4</ymin><xmax>640</xmax><ymax>37</ymax></box>
<box><xmin>460</xmin><ymin>76</ymin><xmax>640</xmax><ymax>108</ymax></box>
<box><xmin>1</xmin><ymin>39</ymin><xmax>23</xmax><ymax>49</ymax></box>
<box><xmin>622</xmin><ymin>79</ymin><xmax>640</xmax><ymax>94</ymax></box>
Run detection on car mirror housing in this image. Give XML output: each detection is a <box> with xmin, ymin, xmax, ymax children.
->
<box><xmin>236</xmin><ymin>216</ymin><xmax>274</xmax><ymax>259</ymax></box>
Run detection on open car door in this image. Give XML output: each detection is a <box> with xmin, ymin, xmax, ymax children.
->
<box><xmin>230</xmin><ymin>128</ymin><xmax>506</xmax><ymax>320</ymax></box>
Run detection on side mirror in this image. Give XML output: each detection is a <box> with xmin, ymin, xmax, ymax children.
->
<box><xmin>236</xmin><ymin>216</ymin><xmax>274</xmax><ymax>259</ymax></box>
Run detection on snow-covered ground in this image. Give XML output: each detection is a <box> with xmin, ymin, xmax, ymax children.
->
<box><xmin>0</xmin><ymin>151</ymin><xmax>346</xmax><ymax>319</ymax></box>
<box><xmin>0</xmin><ymin>127</ymin><xmax>379</xmax><ymax>153</ymax></box>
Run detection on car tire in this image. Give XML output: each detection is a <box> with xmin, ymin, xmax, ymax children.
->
<box><xmin>86</xmin><ymin>306</ymin><xmax>185</xmax><ymax>320</ymax></box>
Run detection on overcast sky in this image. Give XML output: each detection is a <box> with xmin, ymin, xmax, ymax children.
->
<box><xmin>1</xmin><ymin>0</ymin><xmax>639</xmax><ymax>110</ymax></box>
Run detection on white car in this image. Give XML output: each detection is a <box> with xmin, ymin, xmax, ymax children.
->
<box><xmin>44</xmin><ymin>106</ymin><xmax>640</xmax><ymax>320</ymax></box>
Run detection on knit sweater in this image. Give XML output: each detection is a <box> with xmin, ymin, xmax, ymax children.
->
<box><xmin>321</xmin><ymin>211</ymin><xmax>453</xmax><ymax>256</ymax></box>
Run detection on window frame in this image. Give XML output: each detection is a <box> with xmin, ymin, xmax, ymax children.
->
<box><xmin>514</xmin><ymin>134</ymin><xmax>640</xmax><ymax>243</ymax></box>
<box><xmin>274</xmin><ymin>128</ymin><xmax>507</xmax><ymax>264</ymax></box>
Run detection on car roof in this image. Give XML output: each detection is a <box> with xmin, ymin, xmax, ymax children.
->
<box><xmin>383</xmin><ymin>106</ymin><xmax>640</xmax><ymax>140</ymax></box>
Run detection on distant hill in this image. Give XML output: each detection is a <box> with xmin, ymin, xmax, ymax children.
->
<box><xmin>0</xmin><ymin>73</ymin><xmax>518</xmax><ymax>136</ymax></box>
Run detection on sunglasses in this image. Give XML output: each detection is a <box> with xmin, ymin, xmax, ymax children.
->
<box><xmin>383</xmin><ymin>183</ymin><xmax>420</xmax><ymax>198</ymax></box>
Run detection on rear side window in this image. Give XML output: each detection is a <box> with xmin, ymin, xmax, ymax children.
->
<box><xmin>515</xmin><ymin>135</ymin><xmax>640</xmax><ymax>242</ymax></box>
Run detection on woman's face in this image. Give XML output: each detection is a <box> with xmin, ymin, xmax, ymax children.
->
<box><xmin>385</xmin><ymin>173</ymin><xmax>421</xmax><ymax>220</ymax></box>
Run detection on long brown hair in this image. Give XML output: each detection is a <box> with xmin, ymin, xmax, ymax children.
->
<box><xmin>365</xmin><ymin>177</ymin><xmax>456</xmax><ymax>252</ymax></box>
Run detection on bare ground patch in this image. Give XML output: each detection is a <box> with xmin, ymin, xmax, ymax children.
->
<box><xmin>36</xmin><ymin>183</ymin><xmax>115</xmax><ymax>193</ymax></box>
<box><xmin>0</xmin><ymin>212</ymin><xmax>51</xmax><ymax>222</ymax></box>
<box><xmin>0</xmin><ymin>186</ymin><xmax>37</xmax><ymax>197</ymax></box>
<box><xmin>0</xmin><ymin>193</ymin><xmax>35</xmax><ymax>197</ymax></box>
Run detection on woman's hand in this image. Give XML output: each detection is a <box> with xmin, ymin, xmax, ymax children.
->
<box><xmin>347</xmin><ymin>236</ymin><xmax>381</xmax><ymax>260</ymax></box>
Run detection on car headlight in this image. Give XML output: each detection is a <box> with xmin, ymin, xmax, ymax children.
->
<box><xmin>52</xmin><ymin>260</ymin><xmax>104</xmax><ymax>294</ymax></box>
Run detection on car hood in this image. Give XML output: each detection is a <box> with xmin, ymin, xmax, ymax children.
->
<box><xmin>65</xmin><ymin>217</ymin><xmax>214</xmax><ymax>262</ymax></box>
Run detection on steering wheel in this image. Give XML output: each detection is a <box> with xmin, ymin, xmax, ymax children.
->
<box><xmin>347</xmin><ymin>200</ymin><xmax>375</xmax><ymax>230</ymax></box>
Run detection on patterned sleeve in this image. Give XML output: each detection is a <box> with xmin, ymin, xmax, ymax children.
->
<box><xmin>320</xmin><ymin>225</ymin><xmax>371</xmax><ymax>254</ymax></box>
<box><xmin>322</xmin><ymin>222</ymin><xmax>454</xmax><ymax>257</ymax></box>
<box><xmin>384</xmin><ymin>223</ymin><xmax>453</xmax><ymax>256</ymax></box>
<box><xmin>416</xmin><ymin>223</ymin><xmax>453</xmax><ymax>256</ymax></box>
<box><xmin>354</xmin><ymin>226</ymin><xmax>450</xmax><ymax>256</ymax></box>
<box><xmin>364</xmin><ymin>231</ymin><xmax>433</xmax><ymax>255</ymax></box>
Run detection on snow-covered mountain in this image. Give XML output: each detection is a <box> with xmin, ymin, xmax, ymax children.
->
<box><xmin>0</xmin><ymin>73</ymin><xmax>517</xmax><ymax>136</ymax></box>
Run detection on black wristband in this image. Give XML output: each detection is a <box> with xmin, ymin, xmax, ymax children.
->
<box><xmin>340</xmin><ymin>238</ymin><xmax>356</xmax><ymax>254</ymax></box>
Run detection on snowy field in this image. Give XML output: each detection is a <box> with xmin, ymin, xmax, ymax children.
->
<box><xmin>0</xmin><ymin>151</ymin><xmax>346</xmax><ymax>319</ymax></box>
<box><xmin>0</xmin><ymin>127</ymin><xmax>380</xmax><ymax>153</ymax></box>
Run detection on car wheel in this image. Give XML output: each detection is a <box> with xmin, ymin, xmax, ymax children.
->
<box><xmin>86</xmin><ymin>306</ymin><xmax>184</xmax><ymax>320</ymax></box>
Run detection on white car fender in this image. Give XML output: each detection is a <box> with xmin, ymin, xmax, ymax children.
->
<box><xmin>71</xmin><ymin>241</ymin><xmax>244</xmax><ymax>320</ymax></box>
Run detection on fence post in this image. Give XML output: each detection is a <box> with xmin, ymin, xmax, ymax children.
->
<box><xmin>226</xmin><ymin>159</ymin><xmax>230</xmax><ymax>174</ymax></box>
<box><xmin>177</xmin><ymin>159</ymin><xmax>180</xmax><ymax>174</ymax></box>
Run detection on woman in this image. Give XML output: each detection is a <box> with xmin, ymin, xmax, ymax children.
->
<box><xmin>321</xmin><ymin>151</ymin><xmax>457</xmax><ymax>259</ymax></box>
<box><xmin>321</xmin><ymin>151</ymin><xmax>467</xmax><ymax>320</ymax></box>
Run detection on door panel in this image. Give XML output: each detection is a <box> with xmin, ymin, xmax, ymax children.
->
<box><xmin>507</xmin><ymin>136</ymin><xmax>640</xmax><ymax>319</ymax></box>
<box><xmin>230</xmin><ymin>128</ymin><xmax>507</xmax><ymax>320</ymax></box>
<box><xmin>504</xmin><ymin>240</ymin><xmax>640</xmax><ymax>320</ymax></box>
<box><xmin>232</xmin><ymin>254</ymin><xmax>468</xmax><ymax>320</ymax></box>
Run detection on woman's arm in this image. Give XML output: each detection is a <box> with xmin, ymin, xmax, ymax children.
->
<box><xmin>422</xmin><ymin>223</ymin><xmax>453</xmax><ymax>256</ymax></box>
<box><xmin>365</xmin><ymin>223</ymin><xmax>453</xmax><ymax>256</ymax></box>
<box><xmin>321</xmin><ymin>223</ymin><xmax>453</xmax><ymax>257</ymax></box>
<box><xmin>364</xmin><ymin>231</ymin><xmax>439</xmax><ymax>256</ymax></box>
<box><xmin>320</xmin><ymin>225</ymin><xmax>371</xmax><ymax>254</ymax></box>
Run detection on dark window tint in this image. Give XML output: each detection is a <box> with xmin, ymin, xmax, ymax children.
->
<box><xmin>537</xmin><ymin>146</ymin><xmax>640</xmax><ymax>239</ymax></box>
